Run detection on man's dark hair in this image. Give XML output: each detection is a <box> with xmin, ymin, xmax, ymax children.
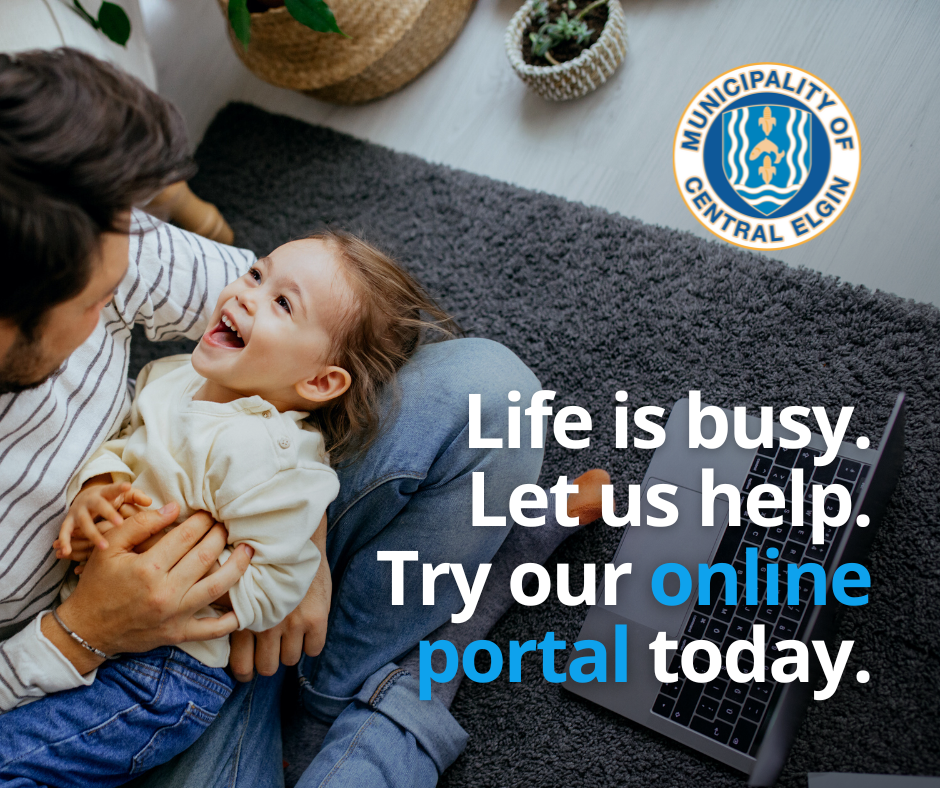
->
<box><xmin>0</xmin><ymin>48</ymin><xmax>194</xmax><ymax>334</ymax></box>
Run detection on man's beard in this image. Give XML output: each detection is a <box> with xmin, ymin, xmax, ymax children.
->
<box><xmin>0</xmin><ymin>329</ymin><xmax>61</xmax><ymax>396</ymax></box>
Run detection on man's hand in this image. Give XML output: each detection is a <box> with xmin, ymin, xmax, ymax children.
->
<box><xmin>229</xmin><ymin>513</ymin><xmax>331</xmax><ymax>681</ymax></box>
<box><xmin>48</xmin><ymin>502</ymin><xmax>253</xmax><ymax>673</ymax></box>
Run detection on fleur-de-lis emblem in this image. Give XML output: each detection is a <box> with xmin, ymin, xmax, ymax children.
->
<box><xmin>758</xmin><ymin>106</ymin><xmax>776</xmax><ymax>135</ymax></box>
<box><xmin>759</xmin><ymin>155</ymin><xmax>776</xmax><ymax>184</ymax></box>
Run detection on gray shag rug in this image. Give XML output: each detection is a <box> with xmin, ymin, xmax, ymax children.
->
<box><xmin>135</xmin><ymin>102</ymin><xmax>940</xmax><ymax>787</ymax></box>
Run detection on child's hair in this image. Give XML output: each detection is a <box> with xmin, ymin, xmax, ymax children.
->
<box><xmin>304</xmin><ymin>229</ymin><xmax>460</xmax><ymax>465</ymax></box>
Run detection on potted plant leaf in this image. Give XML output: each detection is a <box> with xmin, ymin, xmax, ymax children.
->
<box><xmin>226</xmin><ymin>0</ymin><xmax>344</xmax><ymax>48</ymax></box>
<box><xmin>505</xmin><ymin>0</ymin><xmax>628</xmax><ymax>101</ymax></box>
<box><xmin>71</xmin><ymin>0</ymin><xmax>131</xmax><ymax>46</ymax></box>
<box><xmin>218</xmin><ymin>0</ymin><xmax>477</xmax><ymax>105</ymax></box>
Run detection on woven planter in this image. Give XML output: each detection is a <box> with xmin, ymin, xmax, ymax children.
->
<box><xmin>505</xmin><ymin>0</ymin><xmax>628</xmax><ymax>101</ymax></box>
<box><xmin>217</xmin><ymin>0</ymin><xmax>476</xmax><ymax>104</ymax></box>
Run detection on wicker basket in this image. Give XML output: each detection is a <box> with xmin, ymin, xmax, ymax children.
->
<box><xmin>217</xmin><ymin>0</ymin><xmax>476</xmax><ymax>104</ymax></box>
<box><xmin>505</xmin><ymin>0</ymin><xmax>628</xmax><ymax>101</ymax></box>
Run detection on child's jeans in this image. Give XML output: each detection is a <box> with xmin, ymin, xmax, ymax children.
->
<box><xmin>0</xmin><ymin>645</ymin><xmax>234</xmax><ymax>787</ymax></box>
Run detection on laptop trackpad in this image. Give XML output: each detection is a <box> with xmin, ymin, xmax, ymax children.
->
<box><xmin>605</xmin><ymin>481</ymin><xmax>727</xmax><ymax>638</ymax></box>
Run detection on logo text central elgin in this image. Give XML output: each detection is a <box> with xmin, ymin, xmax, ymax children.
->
<box><xmin>673</xmin><ymin>64</ymin><xmax>860</xmax><ymax>250</ymax></box>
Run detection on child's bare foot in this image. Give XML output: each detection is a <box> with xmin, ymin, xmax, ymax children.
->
<box><xmin>567</xmin><ymin>468</ymin><xmax>610</xmax><ymax>524</ymax></box>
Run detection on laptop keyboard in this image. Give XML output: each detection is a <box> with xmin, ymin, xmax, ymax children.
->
<box><xmin>650</xmin><ymin>440</ymin><xmax>870</xmax><ymax>756</ymax></box>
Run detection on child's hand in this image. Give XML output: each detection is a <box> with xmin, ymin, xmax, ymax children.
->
<box><xmin>56</xmin><ymin>481</ymin><xmax>152</xmax><ymax>558</ymax></box>
<box><xmin>55</xmin><ymin>534</ymin><xmax>96</xmax><ymax>564</ymax></box>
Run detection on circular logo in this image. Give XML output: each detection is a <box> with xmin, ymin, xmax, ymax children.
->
<box><xmin>673</xmin><ymin>63</ymin><xmax>860</xmax><ymax>250</ymax></box>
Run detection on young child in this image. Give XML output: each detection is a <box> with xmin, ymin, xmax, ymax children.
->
<box><xmin>0</xmin><ymin>231</ymin><xmax>456</xmax><ymax>786</ymax></box>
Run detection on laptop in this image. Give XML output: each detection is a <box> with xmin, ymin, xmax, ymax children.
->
<box><xmin>563</xmin><ymin>393</ymin><xmax>906</xmax><ymax>787</ymax></box>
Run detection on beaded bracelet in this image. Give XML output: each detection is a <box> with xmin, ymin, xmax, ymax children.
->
<box><xmin>51</xmin><ymin>607</ymin><xmax>112</xmax><ymax>660</ymax></box>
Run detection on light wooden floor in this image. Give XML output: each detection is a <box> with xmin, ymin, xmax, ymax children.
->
<box><xmin>141</xmin><ymin>0</ymin><xmax>940</xmax><ymax>305</ymax></box>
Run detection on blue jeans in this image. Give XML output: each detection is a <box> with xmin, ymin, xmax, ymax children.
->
<box><xmin>0</xmin><ymin>647</ymin><xmax>234</xmax><ymax>787</ymax></box>
<box><xmin>127</xmin><ymin>338</ymin><xmax>544</xmax><ymax>788</ymax></box>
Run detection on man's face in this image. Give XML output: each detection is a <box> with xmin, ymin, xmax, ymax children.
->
<box><xmin>0</xmin><ymin>230</ymin><xmax>130</xmax><ymax>395</ymax></box>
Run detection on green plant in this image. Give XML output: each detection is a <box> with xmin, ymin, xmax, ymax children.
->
<box><xmin>227</xmin><ymin>0</ymin><xmax>348</xmax><ymax>48</ymax></box>
<box><xmin>72</xmin><ymin>0</ymin><xmax>131</xmax><ymax>46</ymax></box>
<box><xmin>529</xmin><ymin>0</ymin><xmax>606</xmax><ymax>65</ymax></box>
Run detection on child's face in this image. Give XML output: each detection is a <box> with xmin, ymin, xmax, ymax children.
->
<box><xmin>192</xmin><ymin>238</ymin><xmax>353</xmax><ymax>409</ymax></box>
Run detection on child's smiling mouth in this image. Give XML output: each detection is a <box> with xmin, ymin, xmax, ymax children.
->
<box><xmin>204</xmin><ymin>316</ymin><xmax>246</xmax><ymax>349</ymax></box>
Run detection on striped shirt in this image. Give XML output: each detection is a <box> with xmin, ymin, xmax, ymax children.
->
<box><xmin>0</xmin><ymin>211</ymin><xmax>254</xmax><ymax>709</ymax></box>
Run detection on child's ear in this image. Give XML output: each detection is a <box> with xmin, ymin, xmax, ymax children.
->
<box><xmin>295</xmin><ymin>366</ymin><xmax>351</xmax><ymax>405</ymax></box>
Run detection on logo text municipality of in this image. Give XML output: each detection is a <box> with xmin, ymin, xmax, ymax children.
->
<box><xmin>674</xmin><ymin>65</ymin><xmax>860</xmax><ymax>250</ymax></box>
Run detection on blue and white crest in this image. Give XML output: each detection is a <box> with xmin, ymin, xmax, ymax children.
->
<box><xmin>721</xmin><ymin>105</ymin><xmax>811</xmax><ymax>216</ymax></box>
<box><xmin>676</xmin><ymin>65</ymin><xmax>860</xmax><ymax>250</ymax></box>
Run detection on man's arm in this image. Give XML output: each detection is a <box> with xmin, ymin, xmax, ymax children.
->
<box><xmin>0</xmin><ymin>505</ymin><xmax>252</xmax><ymax>712</ymax></box>
<box><xmin>118</xmin><ymin>211</ymin><xmax>255</xmax><ymax>342</ymax></box>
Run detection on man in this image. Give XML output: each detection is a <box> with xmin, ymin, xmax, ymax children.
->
<box><xmin>0</xmin><ymin>49</ymin><xmax>543</xmax><ymax>786</ymax></box>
